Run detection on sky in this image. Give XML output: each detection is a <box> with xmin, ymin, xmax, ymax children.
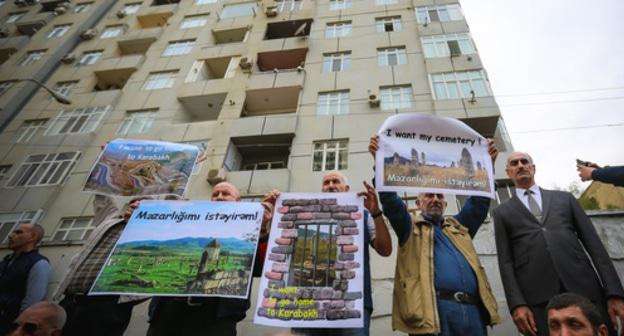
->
<box><xmin>460</xmin><ymin>0</ymin><xmax>624</xmax><ymax>191</ymax></box>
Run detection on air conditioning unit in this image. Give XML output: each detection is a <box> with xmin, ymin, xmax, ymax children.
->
<box><xmin>206</xmin><ymin>168</ymin><xmax>227</xmax><ymax>186</ymax></box>
<box><xmin>265</xmin><ymin>7</ymin><xmax>277</xmax><ymax>17</ymax></box>
<box><xmin>116</xmin><ymin>10</ymin><xmax>126</xmax><ymax>18</ymax></box>
<box><xmin>238</xmin><ymin>57</ymin><xmax>252</xmax><ymax>71</ymax></box>
<box><xmin>61</xmin><ymin>53</ymin><xmax>76</xmax><ymax>64</ymax></box>
<box><xmin>0</xmin><ymin>28</ymin><xmax>10</xmax><ymax>38</ymax></box>
<box><xmin>80</xmin><ymin>28</ymin><xmax>97</xmax><ymax>40</ymax></box>
<box><xmin>368</xmin><ymin>94</ymin><xmax>380</xmax><ymax>107</ymax></box>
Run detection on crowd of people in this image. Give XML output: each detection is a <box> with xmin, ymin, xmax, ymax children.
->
<box><xmin>1</xmin><ymin>136</ymin><xmax>622</xmax><ymax>336</ymax></box>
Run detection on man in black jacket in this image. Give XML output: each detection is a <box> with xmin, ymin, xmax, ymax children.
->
<box><xmin>0</xmin><ymin>224</ymin><xmax>50</xmax><ymax>335</ymax></box>
<box><xmin>493</xmin><ymin>152</ymin><xmax>624</xmax><ymax>336</ymax></box>
<box><xmin>577</xmin><ymin>162</ymin><xmax>624</xmax><ymax>187</ymax></box>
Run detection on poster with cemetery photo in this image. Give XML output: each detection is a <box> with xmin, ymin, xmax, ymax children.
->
<box><xmin>254</xmin><ymin>193</ymin><xmax>365</xmax><ymax>328</ymax></box>
<box><xmin>375</xmin><ymin>113</ymin><xmax>496</xmax><ymax>198</ymax></box>
<box><xmin>89</xmin><ymin>200</ymin><xmax>262</xmax><ymax>299</ymax></box>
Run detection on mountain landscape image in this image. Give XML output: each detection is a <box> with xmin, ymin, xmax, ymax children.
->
<box><xmin>92</xmin><ymin>236</ymin><xmax>256</xmax><ymax>295</ymax></box>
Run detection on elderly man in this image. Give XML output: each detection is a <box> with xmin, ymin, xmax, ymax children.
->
<box><xmin>547</xmin><ymin>293</ymin><xmax>609</xmax><ymax>336</ymax></box>
<box><xmin>493</xmin><ymin>152</ymin><xmax>624</xmax><ymax>336</ymax></box>
<box><xmin>147</xmin><ymin>181</ymin><xmax>271</xmax><ymax>336</ymax></box>
<box><xmin>371</xmin><ymin>135</ymin><xmax>500</xmax><ymax>336</ymax></box>
<box><xmin>265</xmin><ymin>171</ymin><xmax>392</xmax><ymax>335</ymax></box>
<box><xmin>7</xmin><ymin>302</ymin><xmax>66</xmax><ymax>336</ymax></box>
<box><xmin>0</xmin><ymin>224</ymin><xmax>50</xmax><ymax>335</ymax></box>
<box><xmin>53</xmin><ymin>194</ymin><xmax>149</xmax><ymax>336</ymax></box>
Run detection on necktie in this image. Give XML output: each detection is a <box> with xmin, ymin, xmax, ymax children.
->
<box><xmin>525</xmin><ymin>190</ymin><xmax>542</xmax><ymax>221</ymax></box>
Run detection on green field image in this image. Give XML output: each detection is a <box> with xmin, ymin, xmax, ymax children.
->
<box><xmin>290</xmin><ymin>226</ymin><xmax>337</xmax><ymax>287</ymax></box>
<box><xmin>92</xmin><ymin>237</ymin><xmax>255</xmax><ymax>294</ymax></box>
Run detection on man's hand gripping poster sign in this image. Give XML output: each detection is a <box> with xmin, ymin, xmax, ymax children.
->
<box><xmin>254</xmin><ymin>193</ymin><xmax>365</xmax><ymax>328</ymax></box>
<box><xmin>375</xmin><ymin>113</ymin><xmax>495</xmax><ymax>198</ymax></box>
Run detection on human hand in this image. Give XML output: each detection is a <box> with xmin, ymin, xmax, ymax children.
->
<box><xmin>487</xmin><ymin>139</ymin><xmax>498</xmax><ymax>164</ymax></box>
<box><xmin>577</xmin><ymin>165</ymin><xmax>596</xmax><ymax>182</ymax></box>
<box><xmin>263</xmin><ymin>189</ymin><xmax>280</xmax><ymax>206</ymax></box>
<box><xmin>512</xmin><ymin>306</ymin><xmax>537</xmax><ymax>336</ymax></box>
<box><xmin>369</xmin><ymin>135</ymin><xmax>379</xmax><ymax>159</ymax></box>
<box><xmin>357</xmin><ymin>181</ymin><xmax>381</xmax><ymax>215</ymax></box>
<box><xmin>260</xmin><ymin>201</ymin><xmax>274</xmax><ymax>239</ymax></box>
<box><xmin>124</xmin><ymin>197</ymin><xmax>149</xmax><ymax>221</ymax></box>
<box><xmin>608</xmin><ymin>297</ymin><xmax>624</xmax><ymax>335</ymax></box>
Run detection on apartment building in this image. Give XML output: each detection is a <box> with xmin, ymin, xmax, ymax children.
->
<box><xmin>0</xmin><ymin>0</ymin><xmax>518</xmax><ymax>334</ymax></box>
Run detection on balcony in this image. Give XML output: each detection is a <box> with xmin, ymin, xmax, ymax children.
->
<box><xmin>212</xmin><ymin>27</ymin><xmax>249</xmax><ymax>44</ymax></box>
<box><xmin>227</xmin><ymin>168</ymin><xmax>290</xmax><ymax>195</ymax></box>
<box><xmin>177</xmin><ymin>90</ymin><xmax>227</xmax><ymax>122</ymax></box>
<box><xmin>257</xmin><ymin>48</ymin><xmax>307</xmax><ymax>71</ymax></box>
<box><xmin>93</xmin><ymin>55</ymin><xmax>144</xmax><ymax>91</ymax></box>
<box><xmin>135</xmin><ymin>3</ymin><xmax>177</xmax><ymax>20</ymax></box>
<box><xmin>117</xmin><ymin>27</ymin><xmax>162</xmax><ymax>55</ymax></box>
<box><xmin>40</xmin><ymin>0</ymin><xmax>66</xmax><ymax>11</ymax></box>
<box><xmin>137</xmin><ymin>12</ymin><xmax>173</xmax><ymax>28</ymax></box>
<box><xmin>185</xmin><ymin>56</ymin><xmax>239</xmax><ymax>82</ymax></box>
<box><xmin>0</xmin><ymin>35</ymin><xmax>29</xmax><ymax>64</ymax></box>
<box><xmin>15</xmin><ymin>12</ymin><xmax>55</xmax><ymax>36</ymax></box>
<box><xmin>242</xmin><ymin>86</ymin><xmax>300</xmax><ymax>117</ymax></box>
<box><xmin>224</xmin><ymin>134</ymin><xmax>294</xmax><ymax>173</ymax></box>
<box><xmin>265</xmin><ymin>19</ymin><xmax>312</xmax><ymax>40</ymax></box>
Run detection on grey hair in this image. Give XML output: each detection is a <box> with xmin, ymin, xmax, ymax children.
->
<box><xmin>506</xmin><ymin>151</ymin><xmax>534</xmax><ymax>166</ymax></box>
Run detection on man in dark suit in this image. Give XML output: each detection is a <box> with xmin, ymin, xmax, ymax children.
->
<box><xmin>493</xmin><ymin>152</ymin><xmax>624</xmax><ymax>336</ymax></box>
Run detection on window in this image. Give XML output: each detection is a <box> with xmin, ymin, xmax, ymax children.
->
<box><xmin>325</xmin><ymin>21</ymin><xmax>351</xmax><ymax>38</ymax></box>
<box><xmin>421</xmin><ymin>33</ymin><xmax>475</xmax><ymax>58</ymax></box>
<box><xmin>220</xmin><ymin>2</ymin><xmax>256</xmax><ymax>18</ymax></box>
<box><xmin>7</xmin><ymin>152</ymin><xmax>81</xmax><ymax>187</ymax></box>
<box><xmin>117</xmin><ymin>109</ymin><xmax>156</xmax><ymax>134</ymax></box>
<box><xmin>0</xmin><ymin>211</ymin><xmax>42</xmax><ymax>244</ymax></box>
<box><xmin>430</xmin><ymin>70</ymin><xmax>490</xmax><ymax>99</ymax></box>
<box><xmin>317</xmin><ymin>91</ymin><xmax>349</xmax><ymax>115</ymax></box>
<box><xmin>162</xmin><ymin>39</ymin><xmax>195</xmax><ymax>56</ymax></box>
<box><xmin>312</xmin><ymin>139</ymin><xmax>348</xmax><ymax>171</ymax></box>
<box><xmin>322</xmin><ymin>52</ymin><xmax>351</xmax><ymax>73</ymax></box>
<box><xmin>143</xmin><ymin>70</ymin><xmax>178</xmax><ymax>90</ymax></box>
<box><xmin>77</xmin><ymin>50</ymin><xmax>103</xmax><ymax>66</ymax></box>
<box><xmin>5</xmin><ymin>12</ymin><xmax>26</xmax><ymax>23</ymax></box>
<box><xmin>123</xmin><ymin>2</ymin><xmax>142</xmax><ymax>14</ymax></box>
<box><xmin>195</xmin><ymin>0</ymin><xmax>216</xmax><ymax>4</ymax></box>
<box><xmin>329</xmin><ymin>0</ymin><xmax>350</xmax><ymax>10</ymax></box>
<box><xmin>377</xmin><ymin>46</ymin><xmax>406</xmax><ymax>66</ymax></box>
<box><xmin>14</xmin><ymin>119</ymin><xmax>47</xmax><ymax>143</ymax></box>
<box><xmin>52</xmin><ymin>217</ymin><xmax>96</xmax><ymax>241</ymax></box>
<box><xmin>416</xmin><ymin>4</ymin><xmax>463</xmax><ymax>24</ymax></box>
<box><xmin>380</xmin><ymin>85</ymin><xmax>412</xmax><ymax>110</ymax></box>
<box><xmin>46</xmin><ymin>106</ymin><xmax>110</xmax><ymax>135</ymax></box>
<box><xmin>19</xmin><ymin>50</ymin><xmax>46</xmax><ymax>66</ymax></box>
<box><xmin>0</xmin><ymin>81</ymin><xmax>15</xmax><ymax>96</ymax></box>
<box><xmin>242</xmin><ymin>161</ymin><xmax>285</xmax><ymax>171</ymax></box>
<box><xmin>275</xmin><ymin>0</ymin><xmax>302</xmax><ymax>12</ymax></box>
<box><xmin>100</xmin><ymin>25</ymin><xmax>125</xmax><ymax>38</ymax></box>
<box><xmin>0</xmin><ymin>165</ymin><xmax>12</xmax><ymax>183</ymax></box>
<box><xmin>53</xmin><ymin>81</ymin><xmax>78</xmax><ymax>97</ymax></box>
<box><xmin>180</xmin><ymin>14</ymin><xmax>208</xmax><ymax>29</ymax></box>
<box><xmin>47</xmin><ymin>24</ymin><xmax>71</xmax><ymax>38</ymax></box>
<box><xmin>376</xmin><ymin>16</ymin><xmax>401</xmax><ymax>32</ymax></box>
<box><xmin>73</xmin><ymin>2</ymin><xmax>92</xmax><ymax>13</ymax></box>
<box><xmin>375</xmin><ymin>0</ymin><xmax>396</xmax><ymax>5</ymax></box>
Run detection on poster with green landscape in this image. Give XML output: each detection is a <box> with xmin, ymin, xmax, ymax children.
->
<box><xmin>90</xmin><ymin>200</ymin><xmax>263</xmax><ymax>298</ymax></box>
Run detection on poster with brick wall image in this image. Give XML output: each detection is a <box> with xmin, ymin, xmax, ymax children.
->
<box><xmin>254</xmin><ymin>193</ymin><xmax>364</xmax><ymax>328</ymax></box>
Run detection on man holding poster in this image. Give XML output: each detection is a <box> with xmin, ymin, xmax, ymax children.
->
<box><xmin>146</xmin><ymin>182</ymin><xmax>271</xmax><ymax>336</ymax></box>
<box><xmin>370</xmin><ymin>135</ymin><xmax>500</xmax><ymax>336</ymax></box>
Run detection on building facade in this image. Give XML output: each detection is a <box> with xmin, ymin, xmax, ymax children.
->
<box><xmin>0</xmin><ymin>0</ymin><xmax>528</xmax><ymax>334</ymax></box>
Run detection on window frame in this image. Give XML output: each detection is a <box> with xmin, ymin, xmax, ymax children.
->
<box><xmin>421</xmin><ymin>33</ymin><xmax>475</xmax><ymax>58</ymax></box>
<box><xmin>0</xmin><ymin>80</ymin><xmax>16</xmax><ymax>96</ymax></box>
<box><xmin>275</xmin><ymin>0</ymin><xmax>302</xmax><ymax>12</ymax></box>
<box><xmin>100</xmin><ymin>25</ymin><xmax>125</xmax><ymax>39</ymax></box>
<box><xmin>14</xmin><ymin>119</ymin><xmax>48</xmax><ymax>143</ymax></box>
<box><xmin>322</xmin><ymin>51</ymin><xmax>351</xmax><ymax>73</ymax></box>
<box><xmin>0</xmin><ymin>165</ymin><xmax>12</xmax><ymax>183</ymax></box>
<box><xmin>117</xmin><ymin>109</ymin><xmax>156</xmax><ymax>135</ymax></box>
<box><xmin>53</xmin><ymin>80</ymin><xmax>78</xmax><ymax>97</ymax></box>
<box><xmin>51</xmin><ymin>217</ymin><xmax>96</xmax><ymax>242</ymax></box>
<box><xmin>45</xmin><ymin>106</ymin><xmax>110</xmax><ymax>136</ymax></box>
<box><xmin>325</xmin><ymin>21</ymin><xmax>351</xmax><ymax>38</ymax></box>
<box><xmin>73</xmin><ymin>2</ymin><xmax>92</xmax><ymax>13</ymax></box>
<box><xmin>162</xmin><ymin>39</ymin><xmax>196</xmax><ymax>56</ymax></box>
<box><xmin>416</xmin><ymin>4</ymin><xmax>463</xmax><ymax>24</ymax></box>
<box><xmin>180</xmin><ymin>14</ymin><xmax>209</xmax><ymax>29</ymax></box>
<box><xmin>19</xmin><ymin>50</ymin><xmax>46</xmax><ymax>66</ymax></box>
<box><xmin>375</xmin><ymin>16</ymin><xmax>401</xmax><ymax>32</ymax></box>
<box><xmin>380</xmin><ymin>85</ymin><xmax>412</xmax><ymax>110</ymax></box>
<box><xmin>312</xmin><ymin>139</ymin><xmax>348</xmax><ymax>171</ymax></box>
<box><xmin>143</xmin><ymin>70</ymin><xmax>178</xmax><ymax>90</ymax></box>
<box><xmin>6</xmin><ymin>152</ymin><xmax>82</xmax><ymax>188</ymax></box>
<box><xmin>77</xmin><ymin>50</ymin><xmax>103</xmax><ymax>66</ymax></box>
<box><xmin>329</xmin><ymin>0</ymin><xmax>351</xmax><ymax>10</ymax></box>
<box><xmin>377</xmin><ymin>46</ymin><xmax>407</xmax><ymax>66</ymax></box>
<box><xmin>122</xmin><ymin>2</ymin><xmax>142</xmax><ymax>14</ymax></box>
<box><xmin>220</xmin><ymin>2</ymin><xmax>257</xmax><ymax>19</ymax></box>
<box><xmin>317</xmin><ymin>90</ymin><xmax>350</xmax><ymax>115</ymax></box>
<box><xmin>5</xmin><ymin>12</ymin><xmax>26</xmax><ymax>23</ymax></box>
<box><xmin>0</xmin><ymin>211</ymin><xmax>43</xmax><ymax>244</ymax></box>
<box><xmin>430</xmin><ymin>70</ymin><xmax>491</xmax><ymax>100</ymax></box>
<box><xmin>47</xmin><ymin>24</ymin><xmax>71</xmax><ymax>38</ymax></box>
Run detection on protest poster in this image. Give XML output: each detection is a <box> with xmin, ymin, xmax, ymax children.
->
<box><xmin>84</xmin><ymin>139</ymin><xmax>200</xmax><ymax>197</ymax></box>
<box><xmin>90</xmin><ymin>200</ymin><xmax>262</xmax><ymax>299</ymax></box>
<box><xmin>254</xmin><ymin>193</ymin><xmax>365</xmax><ymax>329</ymax></box>
<box><xmin>375</xmin><ymin>113</ymin><xmax>495</xmax><ymax>198</ymax></box>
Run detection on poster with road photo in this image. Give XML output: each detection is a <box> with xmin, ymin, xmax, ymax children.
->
<box><xmin>375</xmin><ymin>113</ymin><xmax>495</xmax><ymax>198</ymax></box>
<box><xmin>83</xmin><ymin>139</ymin><xmax>199</xmax><ymax>197</ymax></box>
<box><xmin>89</xmin><ymin>200</ymin><xmax>262</xmax><ymax>298</ymax></box>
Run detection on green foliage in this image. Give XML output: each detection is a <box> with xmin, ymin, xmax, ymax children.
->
<box><xmin>579</xmin><ymin>196</ymin><xmax>600</xmax><ymax>210</ymax></box>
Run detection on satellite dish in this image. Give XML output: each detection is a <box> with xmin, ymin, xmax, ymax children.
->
<box><xmin>293</xmin><ymin>22</ymin><xmax>307</xmax><ymax>36</ymax></box>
